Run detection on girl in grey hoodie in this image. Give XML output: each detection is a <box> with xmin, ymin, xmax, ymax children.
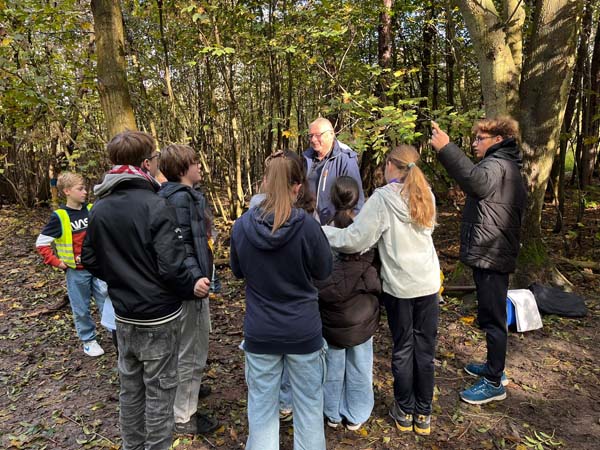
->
<box><xmin>323</xmin><ymin>144</ymin><xmax>440</xmax><ymax>436</ymax></box>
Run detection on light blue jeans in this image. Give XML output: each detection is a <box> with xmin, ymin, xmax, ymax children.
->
<box><xmin>65</xmin><ymin>269</ymin><xmax>108</xmax><ymax>342</ymax></box>
<box><xmin>244</xmin><ymin>344</ymin><xmax>327</xmax><ymax>450</ymax></box>
<box><xmin>279</xmin><ymin>365</ymin><xmax>292</xmax><ymax>411</ymax></box>
<box><xmin>323</xmin><ymin>338</ymin><xmax>374</xmax><ymax>425</ymax></box>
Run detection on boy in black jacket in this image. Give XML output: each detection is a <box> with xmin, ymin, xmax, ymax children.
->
<box><xmin>82</xmin><ymin>131</ymin><xmax>207</xmax><ymax>450</ymax></box>
<box><xmin>431</xmin><ymin>118</ymin><xmax>526</xmax><ymax>406</ymax></box>
<box><xmin>158</xmin><ymin>144</ymin><xmax>218</xmax><ymax>435</ymax></box>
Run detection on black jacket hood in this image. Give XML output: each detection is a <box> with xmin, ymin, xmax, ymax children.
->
<box><xmin>485</xmin><ymin>137</ymin><xmax>523</xmax><ymax>168</ymax></box>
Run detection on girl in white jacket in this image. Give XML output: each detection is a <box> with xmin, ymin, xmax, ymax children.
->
<box><xmin>322</xmin><ymin>144</ymin><xmax>440</xmax><ymax>436</ymax></box>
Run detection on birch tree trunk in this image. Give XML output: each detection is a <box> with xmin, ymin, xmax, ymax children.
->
<box><xmin>91</xmin><ymin>0</ymin><xmax>137</xmax><ymax>138</ymax></box>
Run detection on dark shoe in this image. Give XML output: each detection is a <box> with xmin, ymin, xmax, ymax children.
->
<box><xmin>464</xmin><ymin>362</ymin><xmax>509</xmax><ymax>386</ymax></box>
<box><xmin>389</xmin><ymin>401</ymin><xmax>412</xmax><ymax>432</ymax></box>
<box><xmin>196</xmin><ymin>412</ymin><xmax>219</xmax><ymax>434</ymax></box>
<box><xmin>198</xmin><ymin>384</ymin><xmax>212</xmax><ymax>399</ymax></box>
<box><xmin>414</xmin><ymin>414</ymin><xmax>431</xmax><ymax>435</ymax></box>
<box><xmin>174</xmin><ymin>417</ymin><xmax>198</xmax><ymax>435</ymax></box>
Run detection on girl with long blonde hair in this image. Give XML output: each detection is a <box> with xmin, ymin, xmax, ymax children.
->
<box><xmin>323</xmin><ymin>144</ymin><xmax>441</xmax><ymax>436</ymax></box>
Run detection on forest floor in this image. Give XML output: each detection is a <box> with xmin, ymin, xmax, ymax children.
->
<box><xmin>1</xmin><ymin>187</ymin><xmax>599</xmax><ymax>450</ymax></box>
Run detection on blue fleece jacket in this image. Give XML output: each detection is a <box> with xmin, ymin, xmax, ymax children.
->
<box><xmin>303</xmin><ymin>140</ymin><xmax>365</xmax><ymax>225</ymax></box>
<box><xmin>230</xmin><ymin>207</ymin><xmax>333</xmax><ymax>354</ymax></box>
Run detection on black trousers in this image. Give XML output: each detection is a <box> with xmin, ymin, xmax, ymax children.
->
<box><xmin>383</xmin><ymin>292</ymin><xmax>439</xmax><ymax>415</ymax></box>
<box><xmin>472</xmin><ymin>267</ymin><xmax>509</xmax><ymax>384</ymax></box>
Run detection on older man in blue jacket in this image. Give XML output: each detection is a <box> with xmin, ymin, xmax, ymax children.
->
<box><xmin>303</xmin><ymin>118</ymin><xmax>365</xmax><ymax>224</ymax></box>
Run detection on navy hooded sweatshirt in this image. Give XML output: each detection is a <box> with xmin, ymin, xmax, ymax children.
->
<box><xmin>230</xmin><ymin>206</ymin><xmax>333</xmax><ymax>354</ymax></box>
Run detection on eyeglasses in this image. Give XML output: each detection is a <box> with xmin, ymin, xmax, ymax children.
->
<box><xmin>147</xmin><ymin>153</ymin><xmax>160</xmax><ymax>161</ymax></box>
<box><xmin>307</xmin><ymin>130</ymin><xmax>333</xmax><ymax>140</ymax></box>
<box><xmin>474</xmin><ymin>135</ymin><xmax>495</xmax><ymax>143</ymax></box>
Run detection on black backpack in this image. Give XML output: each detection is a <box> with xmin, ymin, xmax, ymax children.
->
<box><xmin>528</xmin><ymin>283</ymin><xmax>587</xmax><ymax>317</ymax></box>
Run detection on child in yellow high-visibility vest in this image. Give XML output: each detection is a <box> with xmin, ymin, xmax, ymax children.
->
<box><xmin>36</xmin><ymin>172</ymin><xmax>110</xmax><ymax>357</ymax></box>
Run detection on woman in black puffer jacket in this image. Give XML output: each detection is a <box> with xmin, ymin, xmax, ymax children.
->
<box><xmin>315</xmin><ymin>176</ymin><xmax>381</xmax><ymax>431</ymax></box>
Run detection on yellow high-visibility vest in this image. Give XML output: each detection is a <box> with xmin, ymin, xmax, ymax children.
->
<box><xmin>54</xmin><ymin>203</ymin><xmax>93</xmax><ymax>269</ymax></box>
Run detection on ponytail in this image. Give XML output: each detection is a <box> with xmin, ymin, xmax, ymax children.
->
<box><xmin>387</xmin><ymin>145</ymin><xmax>435</xmax><ymax>228</ymax></box>
<box><xmin>330</xmin><ymin>176</ymin><xmax>360</xmax><ymax>229</ymax></box>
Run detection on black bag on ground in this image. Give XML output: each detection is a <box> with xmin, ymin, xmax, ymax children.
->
<box><xmin>528</xmin><ymin>282</ymin><xmax>587</xmax><ymax>317</ymax></box>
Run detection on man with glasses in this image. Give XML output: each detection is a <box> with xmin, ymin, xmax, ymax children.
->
<box><xmin>430</xmin><ymin>117</ymin><xmax>527</xmax><ymax>405</ymax></box>
<box><xmin>303</xmin><ymin>118</ymin><xmax>364</xmax><ymax>224</ymax></box>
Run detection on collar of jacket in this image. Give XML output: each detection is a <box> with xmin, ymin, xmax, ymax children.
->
<box><xmin>113</xmin><ymin>177</ymin><xmax>159</xmax><ymax>192</ymax></box>
<box><xmin>484</xmin><ymin>137</ymin><xmax>522</xmax><ymax>167</ymax></box>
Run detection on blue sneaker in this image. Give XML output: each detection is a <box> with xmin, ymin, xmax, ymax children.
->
<box><xmin>464</xmin><ymin>362</ymin><xmax>509</xmax><ymax>386</ymax></box>
<box><xmin>460</xmin><ymin>378</ymin><xmax>506</xmax><ymax>404</ymax></box>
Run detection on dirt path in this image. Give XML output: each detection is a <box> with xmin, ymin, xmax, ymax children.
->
<box><xmin>1</xmin><ymin>201</ymin><xmax>598</xmax><ymax>450</ymax></box>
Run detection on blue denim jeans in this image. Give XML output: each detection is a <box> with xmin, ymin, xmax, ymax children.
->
<box><xmin>174</xmin><ymin>297</ymin><xmax>210</xmax><ymax>424</ymax></box>
<box><xmin>117</xmin><ymin>318</ymin><xmax>181</xmax><ymax>450</ymax></box>
<box><xmin>244</xmin><ymin>344</ymin><xmax>327</xmax><ymax>450</ymax></box>
<box><xmin>323</xmin><ymin>337</ymin><xmax>374</xmax><ymax>425</ymax></box>
<box><xmin>279</xmin><ymin>364</ymin><xmax>292</xmax><ymax>411</ymax></box>
<box><xmin>65</xmin><ymin>269</ymin><xmax>108</xmax><ymax>342</ymax></box>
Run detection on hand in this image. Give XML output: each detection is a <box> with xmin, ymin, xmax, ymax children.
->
<box><xmin>194</xmin><ymin>277</ymin><xmax>211</xmax><ymax>298</ymax></box>
<box><xmin>430</xmin><ymin>121</ymin><xmax>450</xmax><ymax>152</ymax></box>
<box><xmin>58</xmin><ymin>261</ymin><xmax>68</xmax><ymax>270</ymax></box>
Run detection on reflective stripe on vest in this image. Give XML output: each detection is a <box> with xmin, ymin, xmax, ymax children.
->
<box><xmin>54</xmin><ymin>203</ymin><xmax>93</xmax><ymax>269</ymax></box>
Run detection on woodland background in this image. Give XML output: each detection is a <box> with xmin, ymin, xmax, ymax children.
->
<box><xmin>0</xmin><ymin>1</ymin><xmax>599</xmax><ymax>449</ymax></box>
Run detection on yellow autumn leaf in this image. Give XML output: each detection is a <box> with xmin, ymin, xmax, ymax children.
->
<box><xmin>460</xmin><ymin>316</ymin><xmax>475</xmax><ymax>325</ymax></box>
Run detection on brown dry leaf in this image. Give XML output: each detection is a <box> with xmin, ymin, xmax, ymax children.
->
<box><xmin>460</xmin><ymin>316</ymin><xmax>475</xmax><ymax>325</ymax></box>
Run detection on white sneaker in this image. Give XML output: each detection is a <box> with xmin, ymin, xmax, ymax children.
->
<box><xmin>346</xmin><ymin>422</ymin><xmax>363</xmax><ymax>431</ymax></box>
<box><xmin>326</xmin><ymin>418</ymin><xmax>340</xmax><ymax>429</ymax></box>
<box><xmin>83</xmin><ymin>340</ymin><xmax>105</xmax><ymax>357</ymax></box>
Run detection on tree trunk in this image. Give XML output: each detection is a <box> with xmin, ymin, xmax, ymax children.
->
<box><xmin>456</xmin><ymin>0</ymin><xmax>524</xmax><ymax>117</ymax></box>
<box><xmin>591</xmin><ymin>14</ymin><xmax>600</xmax><ymax>176</ymax></box>
<box><xmin>517</xmin><ymin>0</ymin><xmax>582</xmax><ymax>283</ymax></box>
<box><xmin>580</xmin><ymin>0</ymin><xmax>598</xmax><ymax>186</ymax></box>
<box><xmin>91</xmin><ymin>0</ymin><xmax>137</xmax><ymax>138</ymax></box>
<box><xmin>361</xmin><ymin>0</ymin><xmax>394</xmax><ymax>194</ymax></box>
<box><xmin>445</xmin><ymin>2</ymin><xmax>456</xmax><ymax>107</ymax></box>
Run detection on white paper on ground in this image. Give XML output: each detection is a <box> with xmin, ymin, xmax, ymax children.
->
<box><xmin>507</xmin><ymin>289</ymin><xmax>543</xmax><ymax>332</ymax></box>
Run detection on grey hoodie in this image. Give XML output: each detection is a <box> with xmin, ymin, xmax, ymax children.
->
<box><xmin>323</xmin><ymin>183</ymin><xmax>440</xmax><ymax>298</ymax></box>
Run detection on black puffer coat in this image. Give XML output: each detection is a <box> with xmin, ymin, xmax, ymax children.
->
<box><xmin>159</xmin><ymin>183</ymin><xmax>213</xmax><ymax>287</ymax></box>
<box><xmin>315</xmin><ymin>249</ymin><xmax>381</xmax><ymax>348</ymax></box>
<box><xmin>438</xmin><ymin>138</ymin><xmax>527</xmax><ymax>273</ymax></box>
